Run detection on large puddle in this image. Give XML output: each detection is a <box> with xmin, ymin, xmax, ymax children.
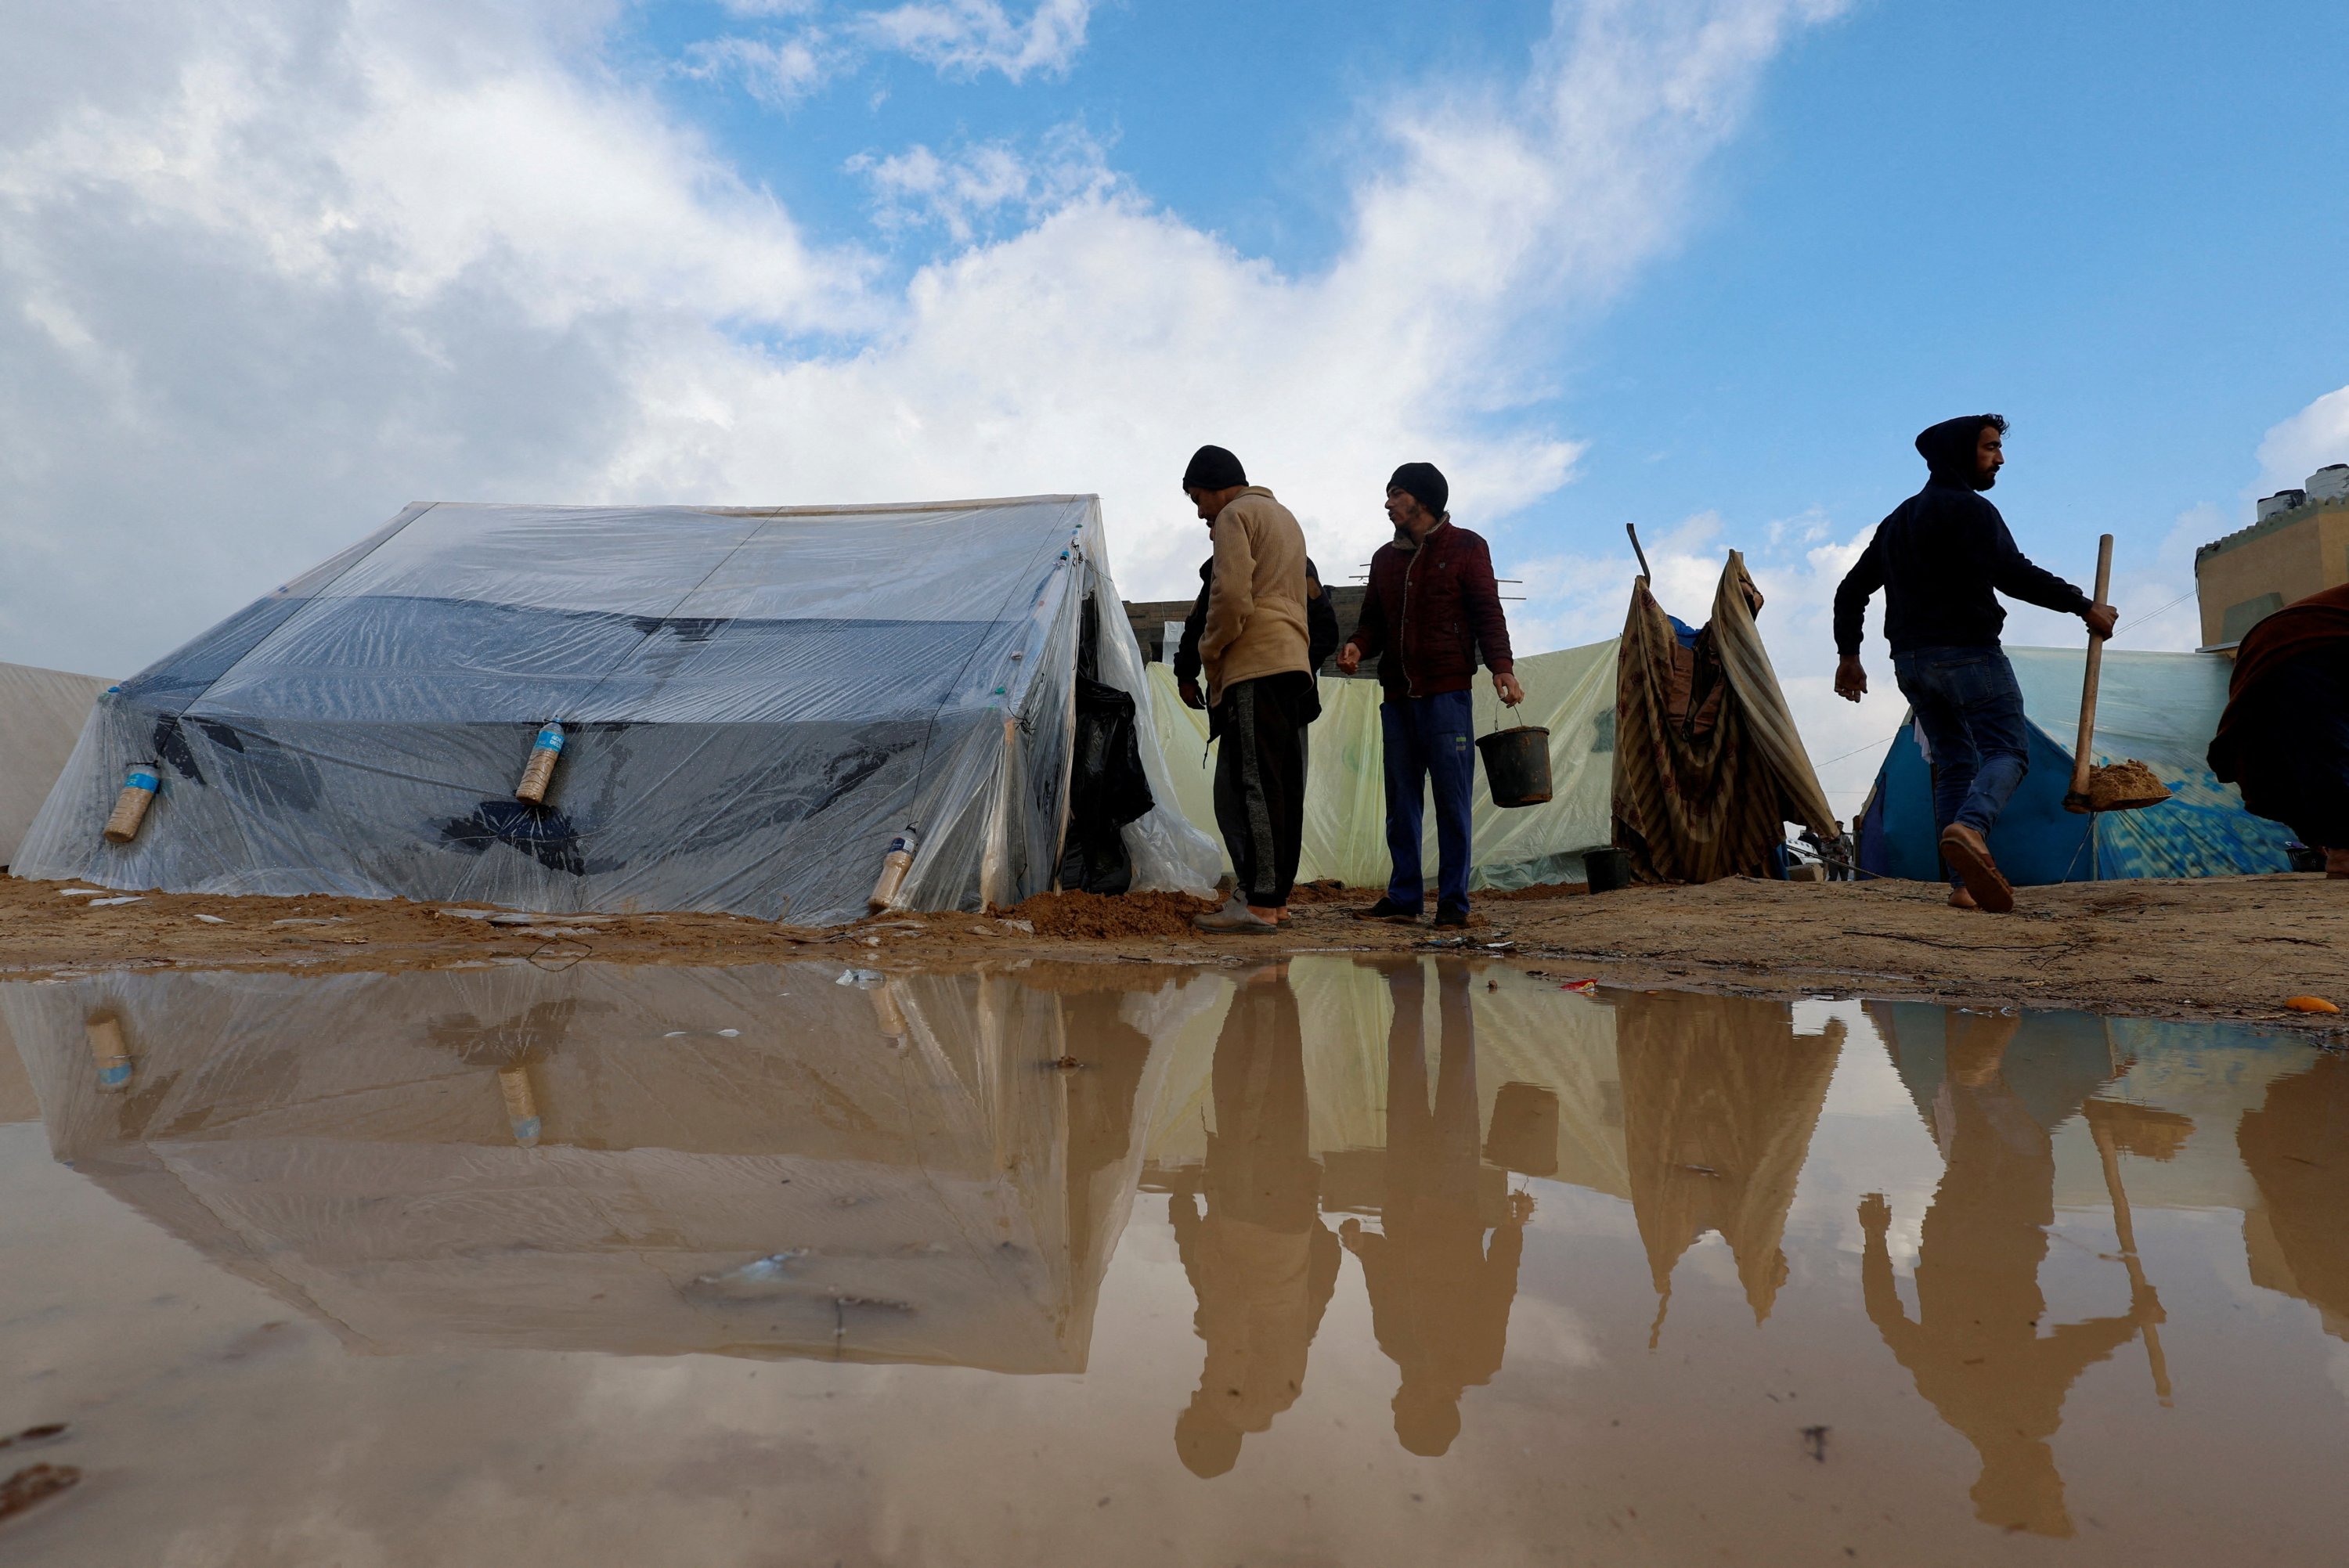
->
<box><xmin>2</xmin><ymin>957</ymin><xmax>2346</xmax><ymax>1564</ymax></box>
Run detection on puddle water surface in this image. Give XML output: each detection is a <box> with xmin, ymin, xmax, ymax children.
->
<box><xmin>2</xmin><ymin>958</ymin><xmax>2346</xmax><ymax>1564</ymax></box>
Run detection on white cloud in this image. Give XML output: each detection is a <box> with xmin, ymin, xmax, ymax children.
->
<box><xmin>2257</xmin><ymin>384</ymin><xmax>2349</xmax><ymax>496</ymax></box>
<box><xmin>680</xmin><ymin>33</ymin><xmax>838</xmax><ymax>106</ymax></box>
<box><xmin>852</xmin><ymin>124</ymin><xmax>1115</xmax><ymax>243</ymax></box>
<box><xmin>0</xmin><ymin>0</ymin><xmax>1844</xmax><ymax>678</ymax></box>
<box><xmin>855</xmin><ymin>0</ymin><xmax>1094</xmax><ymax>81</ymax></box>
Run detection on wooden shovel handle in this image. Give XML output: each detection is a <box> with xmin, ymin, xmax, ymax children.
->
<box><xmin>2068</xmin><ymin>534</ymin><xmax>2116</xmax><ymax>803</ymax></box>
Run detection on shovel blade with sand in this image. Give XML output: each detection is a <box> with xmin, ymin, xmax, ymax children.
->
<box><xmin>2064</xmin><ymin>534</ymin><xmax>2174</xmax><ymax>816</ymax></box>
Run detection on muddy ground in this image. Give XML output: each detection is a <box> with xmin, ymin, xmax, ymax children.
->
<box><xmin>2</xmin><ymin>870</ymin><xmax>2339</xmax><ymax>1032</ymax></box>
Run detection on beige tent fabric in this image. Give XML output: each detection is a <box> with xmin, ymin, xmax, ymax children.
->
<box><xmin>1611</xmin><ymin>553</ymin><xmax>1835</xmax><ymax>882</ymax></box>
<box><xmin>0</xmin><ymin>661</ymin><xmax>109</xmax><ymax>867</ymax></box>
<box><xmin>1147</xmin><ymin>641</ymin><xmax>1618</xmax><ymax>889</ymax></box>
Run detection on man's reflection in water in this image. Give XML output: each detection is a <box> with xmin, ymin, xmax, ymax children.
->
<box><xmin>1170</xmin><ymin>964</ymin><xmax>1340</xmax><ymax>1478</ymax></box>
<box><xmin>1860</xmin><ymin>1010</ymin><xmax>2156</xmax><ymax>1538</ymax></box>
<box><xmin>2239</xmin><ymin>1053</ymin><xmax>2349</xmax><ymax>1336</ymax></box>
<box><xmin>1341</xmin><ymin>959</ymin><xmax>1528</xmax><ymax>1457</ymax></box>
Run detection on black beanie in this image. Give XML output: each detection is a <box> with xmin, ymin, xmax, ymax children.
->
<box><xmin>1387</xmin><ymin>461</ymin><xmax>1449</xmax><ymax>517</ymax></box>
<box><xmin>1182</xmin><ymin>445</ymin><xmax>1247</xmax><ymax>492</ymax></box>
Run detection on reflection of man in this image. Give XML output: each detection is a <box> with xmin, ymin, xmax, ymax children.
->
<box><xmin>1858</xmin><ymin>1012</ymin><xmax>2156</xmax><ymax>1538</ymax></box>
<box><xmin>1342</xmin><ymin>960</ymin><xmax>1528</xmax><ymax>1456</ymax></box>
<box><xmin>1170</xmin><ymin>964</ymin><xmax>1340</xmax><ymax>1477</ymax></box>
<box><xmin>2237</xmin><ymin>1053</ymin><xmax>2349</xmax><ymax>1328</ymax></box>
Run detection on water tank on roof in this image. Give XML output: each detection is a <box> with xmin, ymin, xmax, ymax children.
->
<box><xmin>2258</xmin><ymin>489</ymin><xmax>2308</xmax><ymax>521</ymax></box>
<box><xmin>2308</xmin><ymin>464</ymin><xmax>2349</xmax><ymax>504</ymax></box>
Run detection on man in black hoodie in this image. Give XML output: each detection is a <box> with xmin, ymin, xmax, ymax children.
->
<box><xmin>1833</xmin><ymin>416</ymin><xmax>2115</xmax><ymax>912</ymax></box>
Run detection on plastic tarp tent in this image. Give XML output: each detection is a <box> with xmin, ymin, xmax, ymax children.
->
<box><xmin>1856</xmin><ymin>647</ymin><xmax>2294</xmax><ymax>885</ymax></box>
<box><xmin>15</xmin><ymin>499</ymin><xmax>1221</xmax><ymax>923</ymax></box>
<box><xmin>0</xmin><ymin>661</ymin><xmax>110</xmax><ymax>869</ymax></box>
<box><xmin>1144</xmin><ymin>641</ymin><xmax>1618</xmax><ymax>889</ymax></box>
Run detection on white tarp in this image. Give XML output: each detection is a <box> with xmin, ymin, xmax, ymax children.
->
<box><xmin>0</xmin><ymin>660</ymin><xmax>110</xmax><ymax>868</ymax></box>
<box><xmin>1145</xmin><ymin>641</ymin><xmax>1619</xmax><ymax>889</ymax></box>
<box><xmin>15</xmin><ymin>498</ymin><xmax>1219</xmax><ymax>922</ymax></box>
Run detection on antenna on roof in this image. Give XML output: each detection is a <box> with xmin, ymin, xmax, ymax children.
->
<box><xmin>1626</xmin><ymin>524</ymin><xmax>1653</xmax><ymax>582</ymax></box>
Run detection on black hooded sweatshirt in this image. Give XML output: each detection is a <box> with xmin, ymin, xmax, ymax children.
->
<box><xmin>1833</xmin><ymin>416</ymin><xmax>2091</xmax><ymax>658</ymax></box>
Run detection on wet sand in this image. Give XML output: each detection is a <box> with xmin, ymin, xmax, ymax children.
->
<box><xmin>4</xmin><ymin>871</ymin><xmax>2346</xmax><ymax>1029</ymax></box>
<box><xmin>2</xmin><ymin>957</ymin><xmax>2346</xmax><ymax>1564</ymax></box>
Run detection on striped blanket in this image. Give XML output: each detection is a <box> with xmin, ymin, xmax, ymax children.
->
<box><xmin>1611</xmin><ymin>552</ymin><xmax>1835</xmax><ymax>882</ymax></box>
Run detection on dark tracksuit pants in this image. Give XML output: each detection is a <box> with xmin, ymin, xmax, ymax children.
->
<box><xmin>1213</xmin><ymin>674</ymin><xmax>1312</xmax><ymax>908</ymax></box>
<box><xmin>1381</xmin><ymin>689</ymin><xmax>1476</xmax><ymax>913</ymax></box>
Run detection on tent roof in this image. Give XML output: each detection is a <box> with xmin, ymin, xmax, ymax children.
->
<box><xmin>16</xmin><ymin>497</ymin><xmax>1221</xmax><ymax>920</ymax></box>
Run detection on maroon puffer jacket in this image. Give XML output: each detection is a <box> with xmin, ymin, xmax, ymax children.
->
<box><xmin>1344</xmin><ymin>520</ymin><xmax>1515</xmax><ymax>698</ymax></box>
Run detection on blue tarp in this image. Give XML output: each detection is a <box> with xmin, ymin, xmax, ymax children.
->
<box><xmin>1856</xmin><ymin>647</ymin><xmax>2295</xmax><ymax>885</ymax></box>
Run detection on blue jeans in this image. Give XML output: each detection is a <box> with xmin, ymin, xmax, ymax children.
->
<box><xmin>1381</xmin><ymin>690</ymin><xmax>1476</xmax><ymax>911</ymax></box>
<box><xmin>1893</xmin><ymin>644</ymin><xmax>2029</xmax><ymax>875</ymax></box>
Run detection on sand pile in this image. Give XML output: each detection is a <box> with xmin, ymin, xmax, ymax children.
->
<box><xmin>2084</xmin><ymin>759</ymin><xmax>2172</xmax><ymax>811</ymax></box>
<box><xmin>990</xmin><ymin>889</ymin><xmax>1218</xmax><ymax>939</ymax></box>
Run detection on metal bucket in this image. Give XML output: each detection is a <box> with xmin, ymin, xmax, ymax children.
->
<box><xmin>1475</xmin><ymin>725</ymin><xmax>1552</xmax><ymax>808</ymax></box>
<box><xmin>1584</xmin><ymin>846</ymin><xmax>1632</xmax><ymax>893</ymax></box>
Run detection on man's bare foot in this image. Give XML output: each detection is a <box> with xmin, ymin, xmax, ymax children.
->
<box><xmin>1949</xmin><ymin>885</ymin><xmax>1977</xmax><ymax>910</ymax></box>
<box><xmin>1938</xmin><ymin>823</ymin><xmax>2015</xmax><ymax>914</ymax></box>
<box><xmin>2327</xmin><ymin>847</ymin><xmax>2349</xmax><ymax>879</ymax></box>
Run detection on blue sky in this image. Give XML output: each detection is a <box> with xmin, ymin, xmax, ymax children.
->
<box><xmin>5</xmin><ymin>0</ymin><xmax>2347</xmax><ymax>809</ymax></box>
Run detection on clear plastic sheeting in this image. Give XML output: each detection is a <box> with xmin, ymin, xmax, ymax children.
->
<box><xmin>16</xmin><ymin>497</ymin><xmax>1221</xmax><ymax>922</ymax></box>
<box><xmin>1146</xmin><ymin>641</ymin><xmax>1618</xmax><ymax>890</ymax></box>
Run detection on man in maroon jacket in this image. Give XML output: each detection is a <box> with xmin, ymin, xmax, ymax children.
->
<box><xmin>1336</xmin><ymin>463</ymin><xmax>1525</xmax><ymax>927</ymax></box>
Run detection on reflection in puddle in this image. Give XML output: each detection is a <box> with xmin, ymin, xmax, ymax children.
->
<box><xmin>3</xmin><ymin>959</ymin><xmax>2347</xmax><ymax>1563</ymax></box>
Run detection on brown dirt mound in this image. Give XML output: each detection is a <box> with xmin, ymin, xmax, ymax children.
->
<box><xmin>2086</xmin><ymin>759</ymin><xmax>2172</xmax><ymax>811</ymax></box>
<box><xmin>990</xmin><ymin>889</ymin><xmax>1218</xmax><ymax>939</ymax></box>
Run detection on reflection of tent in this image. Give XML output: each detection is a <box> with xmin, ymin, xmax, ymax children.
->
<box><xmin>0</xmin><ymin>660</ymin><xmax>109</xmax><ymax>869</ymax></box>
<box><xmin>1147</xmin><ymin>642</ymin><xmax>1618</xmax><ymax>889</ymax></box>
<box><xmin>5</xmin><ymin>961</ymin><xmax>1178</xmax><ymax>1373</ymax></box>
<box><xmin>1615</xmin><ymin>990</ymin><xmax>1841</xmax><ymax>1323</ymax></box>
<box><xmin>16</xmin><ymin>499</ymin><xmax>1218</xmax><ymax>922</ymax></box>
<box><xmin>1612</xmin><ymin>554</ymin><xmax>1835</xmax><ymax>882</ymax></box>
<box><xmin>1856</xmin><ymin>648</ymin><xmax>2294</xmax><ymax>885</ymax></box>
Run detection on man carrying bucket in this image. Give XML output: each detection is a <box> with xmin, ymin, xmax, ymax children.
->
<box><xmin>1337</xmin><ymin>463</ymin><xmax>1524</xmax><ymax>928</ymax></box>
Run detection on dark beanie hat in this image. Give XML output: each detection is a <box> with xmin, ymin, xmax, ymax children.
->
<box><xmin>1387</xmin><ymin>461</ymin><xmax>1449</xmax><ymax>517</ymax></box>
<box><xmin>1182</xmin><ymin>445</ymin><xmax>1247</xmax><ymax>492</ymax></box>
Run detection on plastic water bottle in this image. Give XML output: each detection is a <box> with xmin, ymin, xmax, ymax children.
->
<box><xmin>103</xmin><ymin>764</ymin><xmax>160</xmax><ymax>844</ymax></box>
<box><xmin>515</xmin><ymin>723</ymin><xmax>565</xmax><ymax>804</ymax></box>
<box><xmin>868</xmin><ymin>828</ymin><xmax>918</xmax><ymax>913</ymax></box>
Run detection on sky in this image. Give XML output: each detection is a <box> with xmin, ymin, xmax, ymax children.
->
<box><xmin>5</xmin><ymin>0</ymin><xmax>2347</xmax><ymax>814</ymax></box>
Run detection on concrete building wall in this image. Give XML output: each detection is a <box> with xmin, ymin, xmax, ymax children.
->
<box><xmin>2194</xmin><ymin>500</ymin><xmax>2349</xmax><ymax>648</ymax></box>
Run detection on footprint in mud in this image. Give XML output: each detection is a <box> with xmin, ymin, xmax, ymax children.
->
<box><xmin>0</xmin><ymin>1425</ymin><xmax>68</xmax><ymax>1453</ymax></box>
<box><xmin>0</xmin><ymin>1462</ymin><xmax>80</xmax><ymax>1524</ymax></box>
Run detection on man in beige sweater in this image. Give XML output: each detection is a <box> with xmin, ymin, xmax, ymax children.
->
<box><xmin>1183</xmin><ymin>444</ymin><xmax>1319</xmax><ymax>933</ymax></box>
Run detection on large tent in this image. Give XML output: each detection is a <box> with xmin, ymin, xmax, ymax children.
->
<box><xmin>15</xmin><ymin>499</ymin><xmax>1219</xmax><ymax>922</ymax></box>
<box><xmin>1856</xmin><ymin>647</ymin><xmax>2294</xmax><ymax>885</ymax></box>
<box><xmin>0</xmin><ymin>660</ymin><xmax>110</xmax><ymax>870</ymax></box>
<box><xmin>1145</xmin><ymin>640</ymin><xmax>1619</xmax><ymax>889</ymax></box>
